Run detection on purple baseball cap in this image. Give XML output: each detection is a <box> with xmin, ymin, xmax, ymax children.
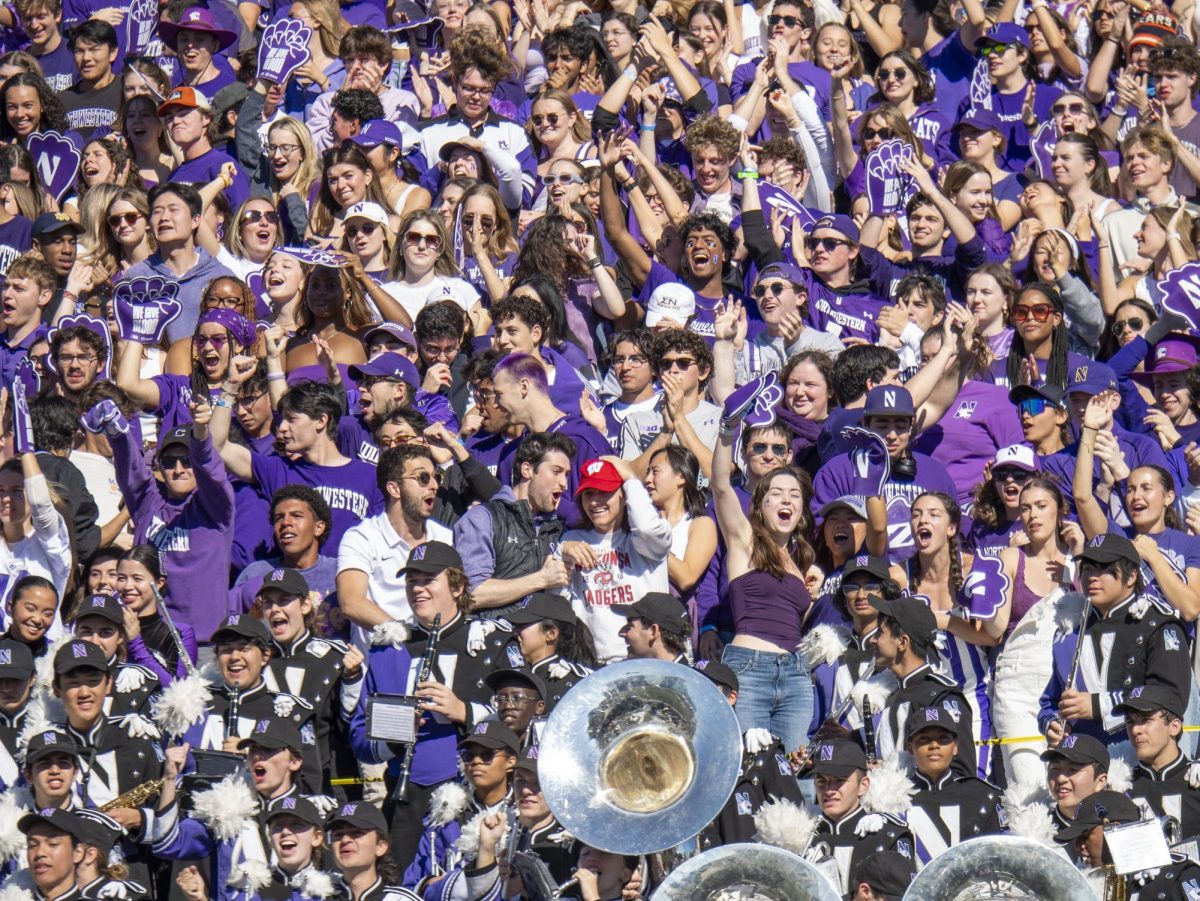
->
<box><xmin>863</xmin><ymin>385</ymin><xmax>914</xmax><ymax>417</ymax></box>
<box><xmin>350</xmin><ymin>119</ymin><xmax>403</xmax><ymax>150</ymax></box>
<box><xmin>811</xmin><ymin>213</ymin><xmax>860</xmax><ymax>244</ymax></box>
<box><xmin>1067</xmin><ymin>361</ymin><xmax>1118</xmax><ymax>397</ymax></box>
<box><xmin>977</xmin><ymin>22</ymin><xmax>1030</xmax><ymax>50</ymax></box>
<box><xmin>959</xmin><ymin>108</ymin><xmax>1004</xmax><ymax>137</ymax></box>
<box><xmin>364</xmin><ymin>321</ymin><xmax>417</xmax><ymax>350</ymax></box>
<box><xmin>348</xmin><ymin>352</ymin><xmax>419</xmax><ymax>387</ymax></box>
<box><xmin>756</xmin><ymin>262</ymin><xmax>807</xmax><ymax>287</ymax></box>
<box><xmin>1131</xmin><ymin>334</ymin><xmax>1200</xmax><ymax>386</ymax></box>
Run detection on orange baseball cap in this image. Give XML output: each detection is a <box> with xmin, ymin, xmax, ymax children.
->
<box><xmin>157</xmin><ymin>86</ymin><xmax>211</xmax><ymax>116</ymax></box>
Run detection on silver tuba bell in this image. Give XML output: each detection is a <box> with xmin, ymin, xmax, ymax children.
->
<box><xmin>538</xmin><ymin>659</ymin><xmax>742</xmax><ymax>856</ymax></box>
<box><xmin>903</xmin><ymin>835</ymin><xmax>1095</xmax><ymax>900</ymax></box>
<box><xmin>651</xmin><ymin>843</ymin><xmax>842</xmax><ymax>901</ymax></box>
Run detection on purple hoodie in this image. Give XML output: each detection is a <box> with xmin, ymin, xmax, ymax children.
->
<box><xmin>111</xmin><ymin>430</ymin><xmax>235</xmax><ymax>643</ymax></box>
<box><xmin>120</xmin><ymin>248</ymin><xmax>235</xmax><ymax>345</ymax></box>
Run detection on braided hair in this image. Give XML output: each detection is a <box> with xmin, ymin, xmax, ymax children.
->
<box><xmin>908</xmin><ymin>491</ymin><xmax>965</xmax><ymax>597</ymax></box>
<box><xmin>1005</xmin><ymin>282</ymin><xmax>1069</xmax><ymax>391</ymax></box>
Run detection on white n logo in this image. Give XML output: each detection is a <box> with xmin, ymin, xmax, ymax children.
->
<box><xmin>884</xmin><ymin>390</ymin><xmax>896</xmax><ymax>408</ymax></box>
<box><xmin>36</xmin><ymin>154</ymin><xmax>60</xmax><ymax>187</ymax></box>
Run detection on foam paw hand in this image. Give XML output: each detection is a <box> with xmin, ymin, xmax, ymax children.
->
<box><xmin>11</xmin><ymin>359</ymin><xmax>38</xmax><ymax>455</ymax></box>
<box><xmin>842</xmin><ymin>426</ymin><xmax>890</xmax><ymax>496</ymax></box>
<box><xmin>124</xmin><ymin>0</ymin><xmax>159</xmax><ymax>53</ymax></box>
<box><xmin>722</xmin><ymin>371</ymin><xmax>783</xmax><ymax>429</ymax></box>
<box><xmin>79</xmin><ymin>399</ymin><xmax>129</xmax><ymax>437</ymax></box>
<box><xmin>258</xmin><ymin>18</ymin><xmax>313</xmax><ymax>85</ymax></box>
<box><xmin>112</xmin><ymin>277</ymin><xmax>183</xmax><ymax>344</ymax></box>
<box><xmin>969</xmin><ymin>60</ymin><xmax>992</xmax><ymax>109</ymax></box>
<box><xmin>744</xmin><ymin>728</ymin><xmax>774</xmax><ymax>754</ymax></box>
<box><xmin>27</xmin><ymin>132</ymin><xmax>81</xmax><ymax>204</ymax></box>
<box><xmin>960</xmin><ymin>555</ymin><xmax>1011</xmax><ymax>621</ymax></box>
<box><xmin>46</xmin><ymin>314</ymin><xmax>111</xmax><ymax>379</ymax></box>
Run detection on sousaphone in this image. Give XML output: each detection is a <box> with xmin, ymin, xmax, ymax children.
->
<box><xmin>903</xmin><ymin>835</ymin><xmax>1095</xmax><ymax>900</ymax></box>
<box><xmin>651</xmin><ymin>844</ymin><xmax>842</xmax><ymax>901</ymax></box>
<box><xmin>538</xmin><ymin>659</ymin><xmax>742</xmax><ymax>855</ymax></box>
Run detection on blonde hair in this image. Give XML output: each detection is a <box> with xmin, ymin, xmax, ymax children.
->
<box><xmin>268</xmin><ymin>117</ymin><xmax>319</xmax><ymax>201</ymax></box>
<box><xmin>292</xmin><ymin>0</ymin><xmax>347</xmax><ymax>57</ymax></box>
<box><xmin>223</xmin><ymin>197</ymin><xmax>285</xmax><ymax>260</ymax></box>
<box><xmin>389</xmin><ymin>210</ymin><xmax>459</xmax><ymax>280</ymax></box>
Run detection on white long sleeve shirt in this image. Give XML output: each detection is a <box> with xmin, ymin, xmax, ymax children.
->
<box><xmin>563</xmin><ymin>478</ymin><xmax>673</xmax><ymax>662</ymax></box>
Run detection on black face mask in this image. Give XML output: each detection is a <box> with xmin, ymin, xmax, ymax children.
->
<box><xmin>892</xmin><ymin>453</ymin><xmax>917</xmax><ymax>481</ymax></box>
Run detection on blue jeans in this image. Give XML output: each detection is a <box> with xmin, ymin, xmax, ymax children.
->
<box><xmin>721</xmin><ymin>644</ymin><xmax>814</xmax><ymax>754</ymax></box>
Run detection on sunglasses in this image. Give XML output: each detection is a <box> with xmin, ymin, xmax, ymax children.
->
<box><xmin>1052</xmin><ymin>102</ymin><xmax>1087</xmax><ymax>116</ymax></box>
<box><xmin>843</xmin><ymin>581</ymin><xmax>882</xmax><ymax>594</ymax></box>
<box><xmin>107</xmin><ymin>211</ymin><xmax>143</xmax><ymax>227</ymax></box>
<box><xmin>878</xmin><ymin>67</ymin><xmax>909</xmax><ymax>81</ymax></box>
<box><xmin>767</xmin><ymin>13</ymin><xmax>801</xmax><ymax>26</ymax></box>
<box><xmin>861</xmin><ymin>127</ymin><xmax>894</xmax><ymax>142</ymax></box>
<box><xmin>1017</xmin><ymin>397</ymin><xmax>1054</xmax><ymax>417</ymax></box>
<box><xmin>753</xmin><ymin>282</ymin><xmax>788</xmax><ymax>299</ymax></box>
<box><xmin>159</xmin><ymin>454</ymin><xmax>191</xmax><ymax>469</ymax></box>
<box><xmin>459</xmin><ymin>747</ymin><xmax>499</xmax><ymax>764</ymax></box>
<box><xmin>242</xmin><ymin>210</ymin><xmax>280</xmax><ymax>225</ymax></box>
<box><xmin>661</xmin><ymin>356</ymin><xmax>695</xmax><ymax>370</ymax></box>
<box><xmin>979</xmin><ymin>42</ymin><xmax>1012</xmax><ymax>56</ymax></box>
<box><xmin>750</xmin><ymin>442</ymin><xmax>789</xmax><ymax>457</ymax></box>
<box><xmin>540</xmin><ymin>173</ymin><xmax>584</xmax><ymax>186</ymax></box>
<box><xmin>807</xmin><ymin>236</ymin><xmax>849</xmax><ymax>252</ymax></box>
<box><xmin>531</xmin><ymin>113</ymin><xmax>562</xmax><ymax>127</ymax></box>
<box><xmin>346</xmin><ymin>222</ymin><xmax>380</xmax><ymax>238</ymax></box>
<box><xmin>462</xmin><ymin>214</ymin><xmax>495</xmax><ymax>230</ymax></box>
<box><xmin>1113</xmin><ymin>316</ymin><xmax>1145</xmax><ymax>335</ymax></box>
<box><xmin>405</xmin><ymin>231</ymin><xmax>442</xmax><ymax>250</ymax></box>
<box><xmin>992</xmin><ymin>468</ymin><xmax>1033</xmax><ymax>484</ymax></box>
<box><xmin>193</xmin><ymin>334</ymin><xmax>229</xmax><ymax>350</ymax></box>
<box><xmin>402</xmin><ymin>471</ymin><xmax>444</xmax><ymax>486</ymax></box>
<box><xmin>1011</xmin><ymin>303</ymin><xmax>1055</xmax><ymax>323</ymax></box>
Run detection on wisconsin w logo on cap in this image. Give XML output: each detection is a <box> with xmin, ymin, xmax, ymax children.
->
<box><xmin>586</xmin><ymin>461</ymin><xmax>604</xmax><ymax>475</ymax></box>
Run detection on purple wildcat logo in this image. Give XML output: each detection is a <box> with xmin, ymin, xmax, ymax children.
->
<box><xmin>1159</xmin><ymin>261</ymin><xmax>1200</xmax><ymax>331</ymax></box>
<box><xmin>27</xmin><ymin>132</ymin><xmax>81</xmax><ymax>204</ymax></box>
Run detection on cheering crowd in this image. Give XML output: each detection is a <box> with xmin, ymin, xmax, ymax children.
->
<box><xmin>1</xmin><ymin>0</ymin><xmax>1200</xmax><ymax>894</ymax></box>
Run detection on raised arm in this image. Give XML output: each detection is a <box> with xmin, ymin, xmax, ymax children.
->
<box><xmin>115</xmin><ymin>339</ymin><xmax>164</xmax><ymax>412</ymax></box>
<box><xmin>597</xmin><ymin>133</ymin><xmax>653</xmax><ymax>288</ymax></box>
<box><xmin>1073</xmin><ymin>396</ymin><xmax>1115</xmax><ymax>538</ymax></box>
<box><xmin>207</xmin><ymin>355</ymin><xmax>256</xmax><ymax>481</ymax></box>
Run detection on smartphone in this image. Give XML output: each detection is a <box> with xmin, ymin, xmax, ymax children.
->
<box><xmin>1148</xmin><ymin>74</ymin><xmax>1159</xmax><ymax>100</ymax></box>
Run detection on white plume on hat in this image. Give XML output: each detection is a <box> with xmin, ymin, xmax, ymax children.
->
<box><xmin>753</xmin><ymin>798</ymin><xmax>821</xmax><ymax>856</ymax></box>
<box><xmin>429</xmin><ymin>781</ymin><xmax>470</xmax><ymax>828</ymax></box>
<box><xmin>1001</xmin><ymin>782</ymin><xmax>1055</xmax><ymax>847</ymax></box>
<box><xmin>0</xmin><ymin>787</ymin><xmax>31</xmax><ymax>860</ymax></box>
<box><xmin>0</xmin><ymin>868</ymin><xmax>35</xmax><ymax>900</ymax></box>
<box><xmin>799</xmin><ymin>625</ymin><xmax>850</xmax><ymax>669</ymax></box>
<box><xmin>192</xmin><ymin>771</ymin><xmax>259</xmax><ymax>841</ymax></box>
<box><xmin>863</xmin><ymin>755</ymin><xmax>916</xmax><ymax>817</ymax></box>
<box><xmin>151</xmin><ymin>669</ymin><xmax>214</xmax><ymax>737</ymax></box>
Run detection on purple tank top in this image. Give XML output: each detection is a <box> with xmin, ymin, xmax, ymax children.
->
<box><xmin>728</xmin><ymin>569</ymin><xmax>811</xmax><ymax>650</ymax></box>
<box><xmin>1008</xmin><ymin>552</ymin><xmax>1041</xmax><ymax>635</ymax></box>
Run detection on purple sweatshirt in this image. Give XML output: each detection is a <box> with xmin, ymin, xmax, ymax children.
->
<box><xmin>812</xmin><ymin>452</ymin><xmax>958</xmax><ymax>561</ymax></box>
<box><xmin>250</xmin><ymin>453</ymin><xmax>384</xmax><ymax>554</ymax></box>
<box><xmin>911</xmin><ymin>380</ymin><xmax>1025</xmax><ymax>507</ymax></box>
<box><xmin>111</xmin><ymin>430</ymin><xmax>235</xmax><ymax>643</ymax></box>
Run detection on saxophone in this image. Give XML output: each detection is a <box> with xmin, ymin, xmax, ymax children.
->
<box><xmin>100</xmin><ymin>779</ymin><xmax>164</xmax><ymax>811</ymax></box>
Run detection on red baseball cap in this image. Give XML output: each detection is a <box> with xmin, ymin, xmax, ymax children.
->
<box><xmin>575</xmin><ymin>459</ymin><xmax>624</xmax><ymax>496</ymax></box>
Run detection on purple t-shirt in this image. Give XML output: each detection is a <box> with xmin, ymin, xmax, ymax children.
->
<box><xmin>922</xmin><ymin>32</ymin><xmax>977</xmax><ymax>119</ymax></box>
<box><xmin>465</xmin><ymin>430</ymin><xmax>508</xmax><ymax>476</ymax></box>
<box><xmin>29</xmin><ymin>40</ymin><xmax>75</xmax><ymax>91</ymax></box>
<box><xmin>812</xmin><ymin>451</ymin><xmax>959</xmax><ymax>560</ymax></box>
<box><xmin>640</xmin><ymin>260</ymin><xmax>760</xmax><ymax>346</ymax></box>
<box><xmin>964</xmin><ymin>82</ymin><xmax>1063</xmax><ymax>173</ymax></box>
<box><xmin>0</xmin><ymin>216</ymin><xmax>32</xmax><ymax>275</ymax></box>
<box><xmin>800</xmin><ymin>272</ymin><xmax>885</xmax><ymax>344</ymax></box>
<box><xmin>968</xmin><ymin>517</ymin><xmax>1023</xmax><ymax>558</ymax></box>
<box><xmin>150</xmin><ymin>374</ymin><xmax>223</xmax><ymax>436</ymax></box>
<box><xmin>170</xmin><ymin>148</ymin><xmax>251</xmax><ymax>216</ymax></box>
<box><xmin>463</xmin><ymin>251</ymin><xmax>518</xmax><ymax>305</ymax></box>
<box><xmin>250</xmin><ymin>453</ymin><xmax>385</xmax><ymax>554</ymax></box>
<box><xmin>911</xmin><ymin>380</ymin><xmax>1025</xmax><ymax>507</ymax></box>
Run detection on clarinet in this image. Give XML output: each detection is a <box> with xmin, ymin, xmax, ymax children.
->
<box><xmin>1056</xmin><ymin>598</ymin><xmax>1093</xmax><ymax>738</ymax></box>
<box><xmin>226</xmin><ymin>688</ymin><xmax>240</xmax><ymax>741</ymax></box>
<box><xmin>393</xmin><ymin>613</ymin><xmax>442</xmax><ymax>802</ymax></box>
<box><xmin>150</xmin><ymin>583</ymin><xmax>198</xmax><ymax>678</ymax></box>
<box><xmin>862</xmin><ymin>697</ymin><xmax>877</xmax><ymax>767</ymax></box>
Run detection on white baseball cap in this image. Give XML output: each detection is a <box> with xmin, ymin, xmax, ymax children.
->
<box><xmin>993</xmin><ymin>444</ymin><xmax>1039</xmax><ymax>472</ymax></box>
<box><xmin>344</xmin><ymin>201</ymin><xmax>390</xmax><ymax>228</ymax></box>
<box><xmin>645</xmin><ymin>283</ymin><xmax>696</xmax><ymax>328</ymax></box>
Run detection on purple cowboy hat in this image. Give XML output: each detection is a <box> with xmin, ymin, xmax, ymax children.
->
<box><xmin>159</xmin><ymin>8</ymin><xmax>238</xmax><ymax>53</ymax></box>
<box><xmin>1130</xmin><ymin>333</ymin><xmax>1200</xmax><ymax>386</ymax></box>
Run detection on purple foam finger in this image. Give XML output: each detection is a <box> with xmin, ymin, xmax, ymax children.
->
<box><xmin>1031</xmin><ymin>122</ymin><xmax>1058</xmax><ymax>179</ymax></box>
<box><xmin>970</xmin><ymin>59</ymin><xmax>992</xmax><ymax>110</ymax></box>
<box><xmin>1160</xmin><ymin>262</ymin><xmax>1200</xmax><ymax>332</ymax></box>
<box><xmin>258</xmin><ymin>18</ymin><xmax>314</xmax><ymax>85</ymax></box>
<box><xmin>960</xmin><ymin>554</ymin><xmax>1012</xmax><ymax>621</ymax></box>
<box><xmin>45</xmin><ymin>314</ymin><xmax>112</xmax><ymax>379</ymax></box>
<box><xmin>27</xmin><ymin>132</ymin><xmax>81</xmax><ymax>205</ymax></box>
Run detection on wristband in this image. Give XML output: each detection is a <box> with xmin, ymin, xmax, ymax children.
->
<box><xmin>620</xmin><ymin>178</ymin><xmax>638</xmax><ymax>191</ymax></box>
<box><xmin>622</xmin><ymin>64</ymin><xmax>637</xmax><ymax>81</ymax></box>
<box><xmin>737</xmin><ymin>169</ymin><xmax>760</xmax><ymax>180</ymax></box>
<box><xmin>699</xmin><ymin>625</ymin><xmax>717</xmax><ymax>634</ymax></box>
<box><xmin>1168</xmin><ymin>232</ymin><xmax>1183</xmax><ymax>242</ymax></box>
<box><xmin>213</xmin><ymin>397</ymin><xmax>231</xmax><ymax>409</ymax></box>
<box><xmin>588</xmin><ymin>257</ymin><xmax>604</xmax><ymax>269</ymax></box>
<box><xmin>267</xmin><ymin>372</ymin><xmax>287</xmax><ymax>382</ymax></box>
<box><xmin>639</xmin><ymin>124</ymin><xmax>656</xmax><ymax>132</ymax></box>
